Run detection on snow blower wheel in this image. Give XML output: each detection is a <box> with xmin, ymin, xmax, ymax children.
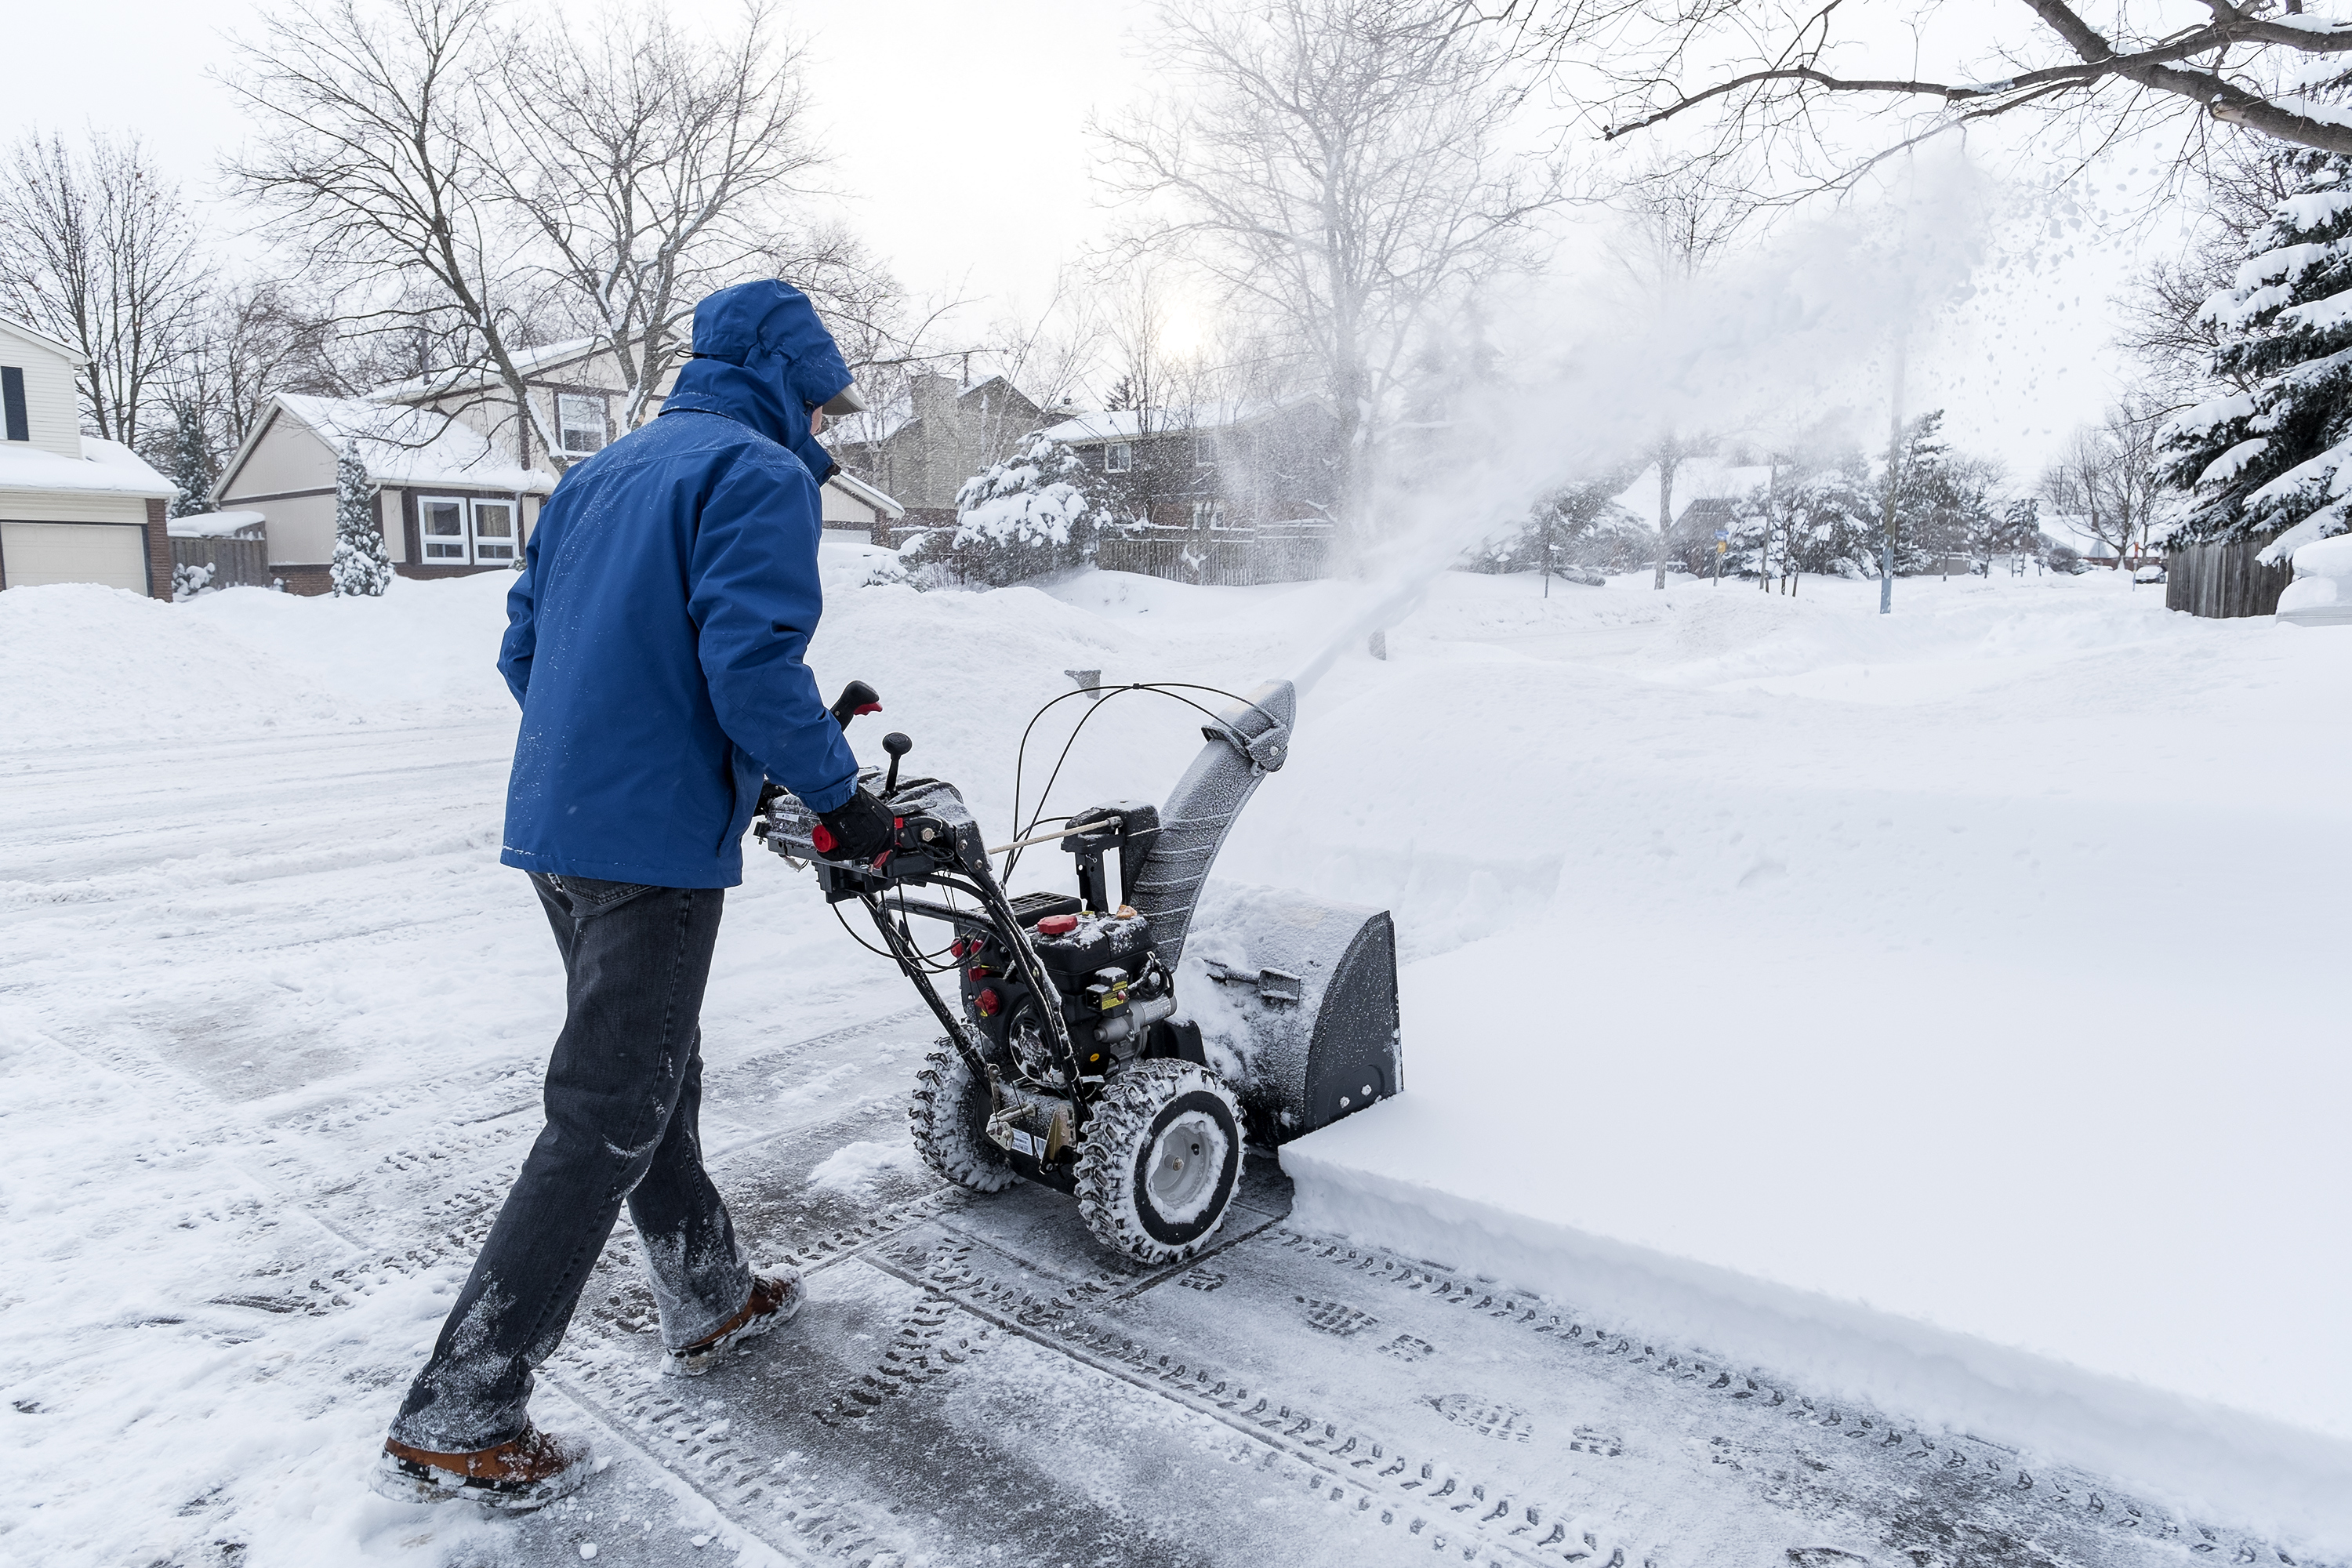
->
<box><xmin>753</xmin><ymin>678</ymin><xmax>1403</xmax><ymax>1271</ymax></box>
<box><xmin>1074</xmin><ymin>1060</ymin><xmax>1244</xmax><ymax>1265</ymax></box>
<box><xmin>908</xmin><ymin>1037</ymin><xmax>1015</xmax><ymax>1194</ymax></box>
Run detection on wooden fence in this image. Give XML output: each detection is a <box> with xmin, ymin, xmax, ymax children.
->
<box><xmin>1097</xmin><ymin>526</ymin><xmax>1335</xmax><ymax>586</ymax></box>
<box><xmin>170</xmin><ymin>535</ymin><xmax>271</xmax><ymax>592</ymax></box>
<box><xmin>2165</xmin><ymin>541</ymin><xmax>2296</xmax><ymax>619</ymax></box>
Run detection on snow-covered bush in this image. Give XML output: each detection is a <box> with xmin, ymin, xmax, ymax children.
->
<box><xmin>1720</xmin><ymin>455</ymin><xmax>1877</xmax><ymax>578</ymax></box>
<box><xmin>1462</xmin><ymin>476</ymin><xmax>1646</xmax><ymax>579</ymax></box>
<box><xmin>903</xmin><ymin>433</ymin><xmax>1114</xmax><ymax>587</ymax></box>
<box><xmin>171</xmin><ymin>561</ymin><xmax>216</xmax><ymax>601</ymax></box>
<box><xmin>329</xmin><ymin>440</ymin><xmax>393</xmax><ymax>597</ymax></box>
<box><xmin>2161</xmin><ymin>151</ymin><xmax>2352</xmax><ymax>551</ymax></box>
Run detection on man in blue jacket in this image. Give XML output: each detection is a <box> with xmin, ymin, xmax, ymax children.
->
<box><xmin>376</xmin><ymin>281</ymin><xmax>898</xmax><ymax>1510</ymax></box>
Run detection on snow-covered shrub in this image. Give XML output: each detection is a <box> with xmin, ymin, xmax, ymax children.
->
<box><xmin>171</xmin><ymin>561</ymin><xmax>216</xmax><ymax>601</ymax></box>
<box><xmin>902</xmin><ymin>433</ymin><xmax>1113</xmax><ymax>587</ymax></box>
<box><xmin>329</xmin><ymin>440</ymin><xmax>393</xmax><ymax>597</ymax></box>
<box><xmin>2162</xmin><ymin>150</ymin><xmax>2352</xmax><ymax>552</ymax></box>
<box><xmin>1462</xmin><ymin>476</ymin><xmax>1645</xmax><ymax>580</ymax></box>
<box><xmin>2045</xmin><ymin>542</ymin><xmax>2087</xmax><ymax>575</ymax></box>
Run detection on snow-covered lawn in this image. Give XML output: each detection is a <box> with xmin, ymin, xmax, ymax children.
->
<box><xmin>4</xmin><ymin>553</ymin><xmax>2347</xmax><ymax>1560</ymax></box>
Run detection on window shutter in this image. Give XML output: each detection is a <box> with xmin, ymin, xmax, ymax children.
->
<box><xmin>2</xmin><ymin>368</ymin><xmax>27</xmax><ymax>443</ymax></box>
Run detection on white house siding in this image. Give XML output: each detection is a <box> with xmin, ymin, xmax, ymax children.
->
<box><xmin>0</xmin><ymin>327</ymin><xmax>82</xmax><ymax>459</ymax></box>
<box><xmin>225</xmin><ymin>408</ymin><xmax>336</xmax><ymax>498</ymax></box>
<box><xmin>0</xmin><ymin>487</ymin><xmax>151</xmax><ymax>525</ymax></box>
<box><xmin>262</xmin><ymin>492</ymin><xmax>339</xmax><ymax>566</ymax></box>
<box><xmin>820</xmin><ymin>483</ymin><xmax>877</xmax><ymax>531</ymax></box>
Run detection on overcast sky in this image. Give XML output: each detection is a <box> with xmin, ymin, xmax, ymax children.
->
<box><xmin>9</xmin><ymin>0</ymin><xmax>2191</xmax><ymax>477</ymax></box>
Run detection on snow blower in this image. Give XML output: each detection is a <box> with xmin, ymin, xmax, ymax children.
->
<box><xmin>753</xmin><ymin>678</ymin><xmax>1400</xmax><ymax>1265</ymax></box>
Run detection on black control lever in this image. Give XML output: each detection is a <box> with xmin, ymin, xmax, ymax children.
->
<box><xmin>881</xmin><ymin>731</ymin><xmax>912</xmax><ymax>795</ymax></box>
<box><xmin>829</xmin><ymin>681</ymin><xmax>880</xmax><ymax>730</ymax></box>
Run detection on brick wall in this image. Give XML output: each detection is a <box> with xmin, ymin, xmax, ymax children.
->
<box><xmin>143</xmin><ymin>499</ymin><xmax>173</xmax><ymax>600</ymax></box>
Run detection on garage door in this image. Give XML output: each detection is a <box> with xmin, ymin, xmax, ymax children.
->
<box><xmin>1</xmin><ymin>521</ymin><xmax>149</xmax><ymax>592</ymax></box>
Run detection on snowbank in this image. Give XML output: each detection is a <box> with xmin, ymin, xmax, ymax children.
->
<box><xmin>1266</xmin><ymin>569</ymin><xmax>2352</xmax><ymax>1547</ymax></box>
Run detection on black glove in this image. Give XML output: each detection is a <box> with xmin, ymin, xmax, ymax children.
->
<box><xmin>814</xmin><ymin>787</ymin><xmax>896</xmax><ymax>862</ymax></box>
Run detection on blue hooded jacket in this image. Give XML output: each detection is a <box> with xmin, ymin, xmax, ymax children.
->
<box><xmin>495</xmin><ymin>281</ymin><xmax>862</xmax><ymax>888</ymax></box>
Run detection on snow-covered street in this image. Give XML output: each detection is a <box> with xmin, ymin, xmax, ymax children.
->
<box><xmin>5</xmin><ymin>554</ymin><xmax>2347</xmax><ymax>1565</ymax></box>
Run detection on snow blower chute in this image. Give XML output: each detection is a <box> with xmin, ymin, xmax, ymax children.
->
<box><xmin>753</xmin><ymin>678</ymin><xmax>1400</xmax><ymax>1265</ymax></box>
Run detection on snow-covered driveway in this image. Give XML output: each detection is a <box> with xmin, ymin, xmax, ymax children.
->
<box><xmin>3</xmin><ymin>559</ymin><xmax>2347</xmax><ymax>1565</ymax></box>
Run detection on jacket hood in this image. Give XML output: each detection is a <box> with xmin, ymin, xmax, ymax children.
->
<box><xmin>659</xmin><ymin>281</ymin><xmax>851</xmax><ymax>481</ymax></box>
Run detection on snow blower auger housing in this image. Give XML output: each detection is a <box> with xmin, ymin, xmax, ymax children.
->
<box><xmin>753</xmin><ymin>677</ymin><xmax>1402</xmax><ymax>1265</ymax></box>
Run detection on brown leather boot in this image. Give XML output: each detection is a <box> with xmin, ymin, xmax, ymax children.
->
<box><xmin>667</xmin><ymin>1270</ymin><xmax>805</xmax><ymax>1376</ymax></box>
<box><xmin>372</xmin><ymin>1425</ymin><xmax>593</xmax><ymax>1510</ymax></box>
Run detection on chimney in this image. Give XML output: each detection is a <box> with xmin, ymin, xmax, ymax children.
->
<box><xmin>909</xmin><ymin>372</ymin><xmax>956</xmax><ymax>428</ymax></box>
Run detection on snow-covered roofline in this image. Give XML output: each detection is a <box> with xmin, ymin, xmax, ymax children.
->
<box><xmin>216</xmin><ymin>394</ymin><xmax>555</xmax><ymax>499</ymax></box>
<box><xmin>0</xmin><ymin>436</ymin><xmax>176</xmax><ymax>500</ymax></box>
<box><xmin>1041</xmin><ymin>395</ymin><xmax>1310</xmax><ymax>446</ymax></box>
<box><xmin>366</xmin><ymin>337</ymin><xmax>606</xmax><ymax>405</ymax></box>
<box><xmin>827</xmin><ymin>470</ymin><xmax>905</xmax><ymax>519</ymax></box>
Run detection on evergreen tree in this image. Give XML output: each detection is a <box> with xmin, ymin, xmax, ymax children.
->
<box><xmin>1726</xmin><ymin>449</ymin><xmax>1877</xmax><ymax>580</ymax></box>
<box><xmin>1465</xmin><ymin>472</ymin><xmax>1646</xmax><ymax>579</ymax></box>
<box><xmin>903</xmin><ymin>432</ymin><xmax>1112</xmax><ymax>587</ymax></box>
<box><xmin>330</xmin><ymin>439</ymin><xmax>394</xmax><ymax>597</ymax></box>
<box><xmin>2161</xmin><ymin>150</ymin><xmax>2352</xmax><ymax>547</ymax></box>
<box><xmin>147</xmin><ymin>397</ymin><xmax>218</xmax><ymax>519</ymax></box>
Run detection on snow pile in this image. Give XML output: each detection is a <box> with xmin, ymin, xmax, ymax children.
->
<box><xmin>0</xmin><ymin>573</ymin><xmax>524</xmax><ymax>751</ymax></box>
<box><xmin>805</xmin><ymin>1138</ymin><xmax>926</xmax><ymax>1193</ymax></box>
<box><xmin>1263</xmin><ymin>569</ymin><xmax>2352</xmax><ymax>1544</ymax></box>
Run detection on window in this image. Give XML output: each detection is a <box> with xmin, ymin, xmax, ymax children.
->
<box><xmin>1191</xmin><ymin>499</ymin><xmax>1224</xmax><ymax>531</ymax></box>
<box><xmin>2</xmin><ymin>368</ymin><xmax>26</xmax><ymax>443</ymax></box>
<box><xmin>1105</xmin><ymin>442</ymin><xmax>1132</xmax><ymax>474</ymax></box>
<box><xmin>1193</xmin><ymin>432</ymin><xmax>1218</xmax><ymax>466</ymax></box>
<box><xmin>418</xmin><ymin>496</ymin><xmax>519</xmax><ymax>564</ymax></box>
<box><xmin>471</xmin><ymin>499</ymin><xmax>517</xmax><ymax>563</ymax></box>
<box><xmin>419</xmin><ymin>496</ymin><xmax>470</xmax><ymax>561</ymax></box>
<box><xmin>556</xmin><ymin>394</ymin><xmax>607</xmax><ymax>457</ymax></box>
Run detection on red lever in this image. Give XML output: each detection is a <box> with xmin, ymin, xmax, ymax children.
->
<box><xmin>855</xmin><ymin>702</ymin><xmax>881</xmax><ymax>715</ymax></box>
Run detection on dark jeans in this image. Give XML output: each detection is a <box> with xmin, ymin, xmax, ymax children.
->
<box><xmin>388</xmin><ymin>874</ymin><xmax>753</xmax><ymax>1452</ymax></box>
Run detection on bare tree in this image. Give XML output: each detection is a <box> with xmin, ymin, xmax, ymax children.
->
<box><xmin>1096</xmin><ymin>0</ymin><xmax>1564</xmax><ymax>533</ymax></box>
<box><xmin>2118</xmin><ymin>140</ymin><xmax>2292</xmax><ymax>401</ymax></box>
<box><xmin>226</xmin><ymin>0</ymin><xmax>560</xmax><ymax>466</ymax></box>
<box><xmin>2040</xmin><ymin>395</ymin><xmax>2168</xmax><ymax>566</ymax></box>
<box><xmin>1496</xmin><ymin>2</ymin><xmax>2352</xmax><ymax>188</ymax></box>
<box><xmin>492</xmin><ymin>2</ymin><xmax>829</xmax><ymax>430</ymax></box>
<box><xmin>1608</xmin><ymin>157</ymin><xmax>1754</xmax><ymax>586</ymax></box>
<box><xmin>0</xmin><ymin>131</ymin><xmax>208</xmax><ymax>448</ymax></box>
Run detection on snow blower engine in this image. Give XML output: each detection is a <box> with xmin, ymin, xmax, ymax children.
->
<box><xmin>753</xmin><ymin>678</ymin><xmax>1400</xmax><ymax>1265</ymax></box>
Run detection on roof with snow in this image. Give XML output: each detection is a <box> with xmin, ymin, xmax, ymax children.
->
<box><xmin>1040</xmin><ymin>397</ymin><xmax>1301</xmax><ymax>446</ymax></box>
<box><xmin>828</xmin><ymin>470</ymin><xmax>904</xmax><ymax>519</ymax></box>
<box><xmin>0</xmin><ymin>434</ymin><xmax>176</xmax><ymax>499</ymax></box>
<box><xmin>366</xmin><ymin>338</ymin><xmax>607</xmax><ymax>404</ymax></box>
<box><xmin>1612</xmin><ymin>459</ymin><xmax>1775</xmax><ymax>525</ymax></box>
<box><xmin>256</xmin><ymin>394</ymin><xmax>554</xmax><ymax>493</ymax></box>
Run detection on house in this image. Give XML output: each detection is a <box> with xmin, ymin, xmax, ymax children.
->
<box><xmin>1040</xmin><ymin>398</ymin><xmax>1341</xmax><ymax>533</ymax></box>
<box><xmin>831</xmin><ymin>372</ymin><xmax>1049</xmax><ymax>527</ymax></box>
<box><xmin>212</xmin><ymin>394</ymin><xmax>556</xmax><ymax>595</ymax></box>
<box><xmin>216</xmin><ymin>336</ymin><xmax>905</xmax><ymax>589</ymax></box>
<box><xmin>0</xmin><ymin>318</ymin><xmax>180</xmax><ymax>597</ymax></box>
<box><xmin>369</xmin><ymin>336</ymin><xmax>669</xmax><ymax>479</ymax></box>
<box><xmin>822</xmin><ymin>469</ymin><xmax>906</xmax><ymax>538</ymax></box>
